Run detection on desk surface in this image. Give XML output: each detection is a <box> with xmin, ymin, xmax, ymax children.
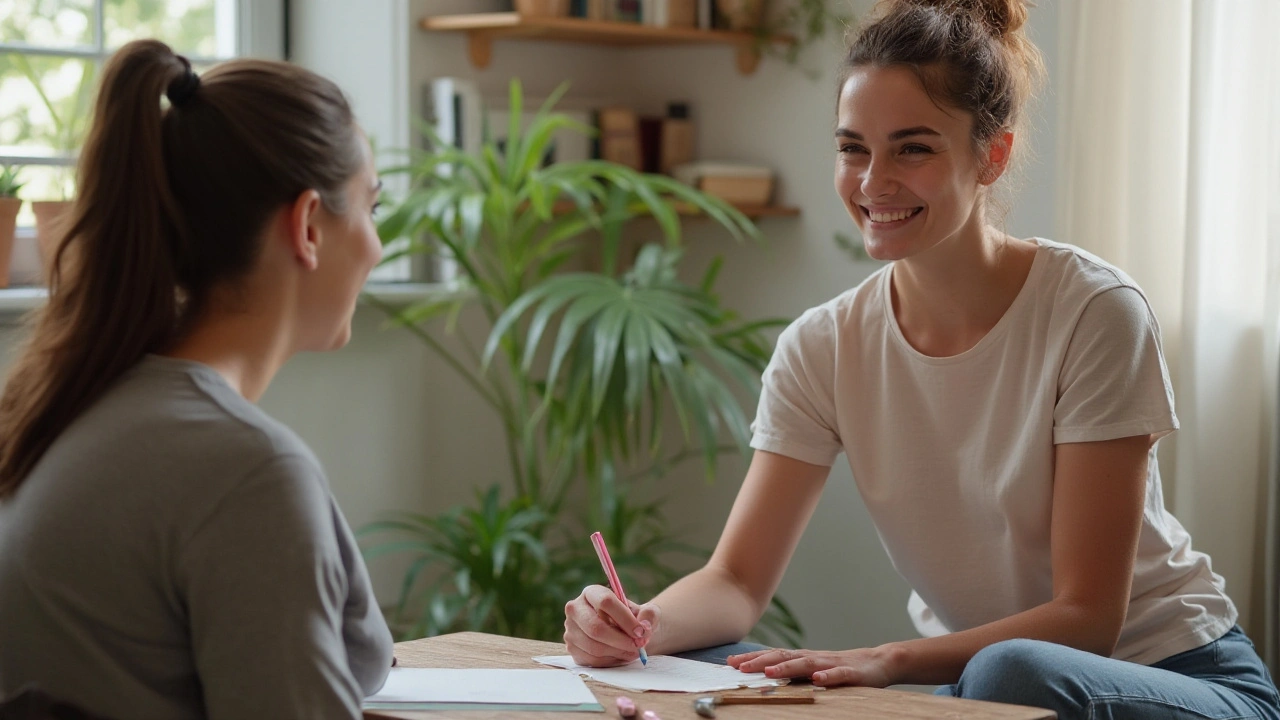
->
<box><xmin>368</xmin><ymin>632</ymin><xmax>1055</xmax><ymax>720</ymax></box>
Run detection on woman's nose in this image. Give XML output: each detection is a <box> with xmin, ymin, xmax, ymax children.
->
<box><xmin>861</xmin><ymin>155</ymin><xmax>898</xmax><ymax>198</ymax></box>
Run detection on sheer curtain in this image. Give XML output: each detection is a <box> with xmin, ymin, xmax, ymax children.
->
<box><xmin>1058</xmin><ymin>0</ymin><xmax>1280</xmax><ymax>669</ymax></box>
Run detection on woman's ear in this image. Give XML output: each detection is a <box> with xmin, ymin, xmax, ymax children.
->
<box><xmin>980</xmin><ymin>131</ymin><xmax>1015</xmax><ymax>186</ymax></box>
<box><xmin>286</xmin><ymin>189</ymin><xmax>323</xmax><ymax>271</ymax></box>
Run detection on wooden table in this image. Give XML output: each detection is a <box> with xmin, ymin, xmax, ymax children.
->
<box><xmin>366</xmin><ymin>632</ymin><xmax>1055</xmax><ymax>719</ymax></box>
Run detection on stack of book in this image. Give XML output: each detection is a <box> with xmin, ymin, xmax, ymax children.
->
<box><xmin>567</xmin><ymin>0</ymin><xmax>725</xmax><ymax>29</ymax></box>
<box><xmin>595</xmin><ymin>102</ymin><xmax>696</xmax><ymax>175</ymax></box>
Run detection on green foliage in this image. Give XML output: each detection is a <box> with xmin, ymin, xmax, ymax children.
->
<box><xmin>834</xmin><ymin>230</ymin><xmax>878</xmax><ymax>263</ymax></box>
<box><xmin>362</xmin><ymin>79</ymin><xmax>803</xmax><ymax>648</ymax></box>
<box><xmin>0</xmin><ymin>166</ymin><xmax>23</xmax><ymax>198</ymax></box>
<box><xmin>758</xmin><ymin>0</ymin><xmax>855</xmax><ymax>77</ymax></box>
<box><xmin>2</xmin><ymin>0</ymin><xmax>223</xmax><ymax>200</ymax></box>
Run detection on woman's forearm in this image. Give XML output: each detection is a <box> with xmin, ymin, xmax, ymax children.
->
<box><xmin>644</xmin><ymin>562</ymin><xmax>767</xmax><ymax>655</ymax></box>
<box><xmin>882</xmin><ymin>597</ymin><xmax>1122</xmax><ymax>686</ymax></box>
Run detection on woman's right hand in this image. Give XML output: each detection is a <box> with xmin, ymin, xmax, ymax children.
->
<box><xmin>564</xmin><ymin>584</ymin><xmax>660</xmax><ymax>667</ymax></box>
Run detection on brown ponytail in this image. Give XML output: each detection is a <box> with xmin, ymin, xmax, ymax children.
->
<box><xmin>0</xmin><ymin>39</ymin><xmax>363</xmax><ymax>498</ymax></box>
<box><xmin>842</xmin><ymin>0</ymin><xmax>1045</xmax><ymax>153</ymax></box>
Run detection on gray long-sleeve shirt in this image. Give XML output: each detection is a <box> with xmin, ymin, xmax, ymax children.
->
<box><xmin>0</xmin><ymin>355</ymin><xmax>393</xmax><ymax>719</ymax></box>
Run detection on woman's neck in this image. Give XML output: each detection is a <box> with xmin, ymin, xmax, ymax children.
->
<box><xmin>890</xmin><ymin>227</ymin><xmax>1038</xmax><ymax>357</ymax></box>
<box><xmin>163</xmin><ymin>304</ymin><xmax>295</xmax><ymax>402</ymax></box>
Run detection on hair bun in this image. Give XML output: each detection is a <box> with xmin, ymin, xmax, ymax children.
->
<box><xmin>908</xmin><ymin>0</ymin><xmax>1029</xmax><ymax>37</ymax></box>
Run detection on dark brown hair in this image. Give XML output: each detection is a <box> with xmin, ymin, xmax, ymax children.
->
<box><xmin>0</xmin><ymin>39</ymin><xmax>363</xmax><ymax>498</ymax></box>
<box><xmin>842</xmin><ymin>0</ymin><xmax>1046</xmax><ymax>153</ymax></box>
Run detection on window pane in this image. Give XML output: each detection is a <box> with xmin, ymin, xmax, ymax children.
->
<box><xmin>104</xmin><ymin>0</ymin><xmax>235</xmax><ymax>58</ymax></box>
<box><xmin>0</xmin><ymin>54</ymin><xmax>97</xmax><ymax>158</ymax></box>
<box><xmin>0</xmin><ymin>0</ymin><xmax>95</xmax><ymax>49</ymax></box>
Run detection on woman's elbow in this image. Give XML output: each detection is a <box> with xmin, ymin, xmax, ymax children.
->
<box><xmin>1062</xmin><ymin>599</ymin><xmax>1126</xmax><ymax>657</ymax></box>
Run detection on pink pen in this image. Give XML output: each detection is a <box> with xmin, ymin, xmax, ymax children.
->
<box><xmin>591</xmin><ymin>531</ymin><xmax>649</xmax><ymax>666</ymax></box>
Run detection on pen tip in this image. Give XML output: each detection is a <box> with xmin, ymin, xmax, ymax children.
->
<box><xmin>639</xmin><ymin>648</ymin><xmax>649</xmax><ymax>666</ymax></box>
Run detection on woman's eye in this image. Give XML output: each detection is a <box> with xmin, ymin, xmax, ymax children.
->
<box><xmin>370</xmin><ymin>201</ymin><xmax>383</xmax><ymax>218</ymax></box>
<box><xmin>838</xmin><ymin>144</ymin><xmax>867</xmax><ymax>154</ymax></box>
<box><xmin>901</xmin><ymin>144</ymin><xmax>933</xmax><ymax>155</ymax></box>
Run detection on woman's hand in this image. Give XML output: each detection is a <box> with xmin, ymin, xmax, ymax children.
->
<box><xmin>728</xmin><ymin>647</ymin><xmax>897</xmax><ymax>688</ymax></box>
<box><xmin>564</xmin><ymin>584</ymin><xmax>659</xmax><ymax>667</ymax></box>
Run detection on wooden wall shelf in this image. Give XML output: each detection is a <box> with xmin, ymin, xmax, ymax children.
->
<box><xmin>420</xmin><ymin>12</ymin><xmax>791</xmax><ymax>75</ymax></box>
<box><xmin>723</xmin><ymin>204</ymin><xmax>800</xmax><ymax>218</ymax></box>
<box><xmin>549</xmin><ymin>200</ymin><xmax>799</xmax><ymax>220</ymax></box>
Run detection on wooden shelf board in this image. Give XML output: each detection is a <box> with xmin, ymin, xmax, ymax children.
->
<box><xmin>420</xmin><ymin>13</ymin><xmax>791</xmax><ymax>73</ymax></box>
<box><xmin>421</xmin><ymin>12</ymin><xmax>785</xmax><ymax>47</ymax></box>
<box><xmin>548</xmin><ymin>199</ymin><xmax>800</xmax><ymax>219</ymax></box>
<box><xmin>728</xmin><ymin>204</ymin><xmax>801</xmax><ymax>218</ymax></box>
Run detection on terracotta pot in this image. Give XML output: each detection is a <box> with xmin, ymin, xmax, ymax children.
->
<box><xmin>0</xmin><ymin>197</ymin><xmax>20</xmax><ymax>289</ymax></box>
<box><xmin>715</xmin><ymin>0</ymin><xmax>765</xmax><ymax>29</ymax></box>
<box><xmin>515</xmin><ymin>0</ymin><xmax>570</xmax><ymax>17</ymax></box>
<box><xmin>32</xmin><ymin>200</ymin><xmax>73</xmax><ymax>282</ymax></box>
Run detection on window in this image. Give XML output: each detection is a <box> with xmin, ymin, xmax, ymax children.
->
<box><xmin>0</xmin><ymin>0</ymin><xmax>280</xmax><ymax>226</ymax></box>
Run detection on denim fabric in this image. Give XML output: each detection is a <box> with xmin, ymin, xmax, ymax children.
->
<box><xmin>934</xmin><ymin>626</ymin><xmax>1280</xmax><ymax>719</ymax></box>
<box><xmin>673</xmin><ymin>642</ymin><xmax>769</xmax><ymax>666</ymax></box>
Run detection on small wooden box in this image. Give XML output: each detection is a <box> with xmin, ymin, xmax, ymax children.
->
<box><xmin>697</xmin><ymin>175</ymin><xmax>774</xmax><ymax>205</ymax></box>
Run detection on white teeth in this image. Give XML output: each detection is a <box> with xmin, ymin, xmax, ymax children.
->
<box><xmin>868</xmin><ymin>208</ymin><xmax>918</xmax><ymax>223</ymax></box>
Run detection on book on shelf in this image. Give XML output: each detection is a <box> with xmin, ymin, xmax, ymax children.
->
<box><xmin>595</xmin><ymin>107</ymin><xmax>642</xmax><ymax>170</ymax></box>
<box><xmin>569</xmin><ymin>0</ymin><xmax>608</xmax><ymax>19</ymax></box>
<box><xmin>697</xmin><ymin>0</ymin><xmax>712</xmax><ymax>29</ymax></box>
<box><xmin>615</xmin><ymin>0</ymin><xmax>641</xmax><ymax>22</ymax></box>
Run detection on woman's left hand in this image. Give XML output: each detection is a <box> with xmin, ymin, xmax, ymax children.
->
<box><xmin>727</xmin><ymin>647</ymin><xmax>896</xmax><ymax>688</ymax></box>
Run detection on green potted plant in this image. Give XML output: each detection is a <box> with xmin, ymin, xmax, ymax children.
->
<box><xmin>13</xmin><ymin>55</ymin><xmax>96</xmax><ymax>275</ymax></box>
<box><xmin>0</xmin><ymin>166</ymin><xmax>23</xmax><ymax>289</ymax></box>
<box><xmin>361</xmin><ymin>79</ymin><xmax>803</xmax><ymax>647</ymax></box>
<box><xmin>718</xmin><ymin>0</ymin><xmax>852</xmax><ymax>73</ymax></box>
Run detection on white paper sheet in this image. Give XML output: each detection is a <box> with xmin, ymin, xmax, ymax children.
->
<box><xmin>532</xmin><ymin>655</ymin><xmax>784</xmax><ymax>693</ymax></box>
<box><xmin>364</xmin><ymin>668</ymin><xmax>601</xmax><ymax>709</ymax></box>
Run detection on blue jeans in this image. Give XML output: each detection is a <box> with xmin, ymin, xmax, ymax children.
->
<box><xmin>674</xmin><ymin>642</ymin><xmax>768</xmax><ymax>665</ymax></box>
<box><xmin>935</xmin><ymin>626</ymin><xmax>1280</xmax><ymax>719</ymax></box>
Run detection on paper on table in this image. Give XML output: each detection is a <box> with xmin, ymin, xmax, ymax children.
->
<box><xmin>532</xmin><ymin>655</ymin><xmax>784</xmax><ymax>693</ymax></box>
<box><xmin>363</xmin><ymin>668</ymin><xmax>603</xmax><ymax>712</ymax></box>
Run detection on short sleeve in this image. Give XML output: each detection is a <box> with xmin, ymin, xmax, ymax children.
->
<box><xmin>1054</xmin><ymin>286</ymin><xmax>1178</xmax><ymax>444</ymax></box>
<box><xmin>750</xmin><ymin>309</ymin><xmax>843</xmax><ymax>466</ymax></box>
<box><xmin>179</xmin><ymin>454</ymin><xmax>392</xmax><ymax>720</ymax></box>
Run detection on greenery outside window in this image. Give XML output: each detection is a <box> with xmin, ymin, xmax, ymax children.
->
<box><xmin>0</xmin><ymin>0</ymin><xmax>263</xmax><ymax>228</ymax></box>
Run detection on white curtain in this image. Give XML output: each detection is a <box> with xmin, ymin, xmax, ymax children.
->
<box><xmin>1059</xmin><ymin>0</ymin><xmax>1280</xmax><ymax>669</ymax></box>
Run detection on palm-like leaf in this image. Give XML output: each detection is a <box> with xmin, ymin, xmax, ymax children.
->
<box><xmin>366</xmin><ymin>79</ymin><xmax>802</xmax><ymax>645</ymax></box>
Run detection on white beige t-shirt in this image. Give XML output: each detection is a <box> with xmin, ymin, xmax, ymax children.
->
<box><xmin>750</xmin><ymin>238</ymin><xmax>1236</xmax><ymax>665</ymax></box>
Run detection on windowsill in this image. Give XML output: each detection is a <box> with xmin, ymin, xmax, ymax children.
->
<box><xmin>0</xmin><ymin>281</ymin><xmax>472</xmax><ymax>317</ymax></box>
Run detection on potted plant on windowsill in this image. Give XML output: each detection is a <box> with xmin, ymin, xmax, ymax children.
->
<box><xmin>13</xmin><ymin>55</ymin><xmax>95</xmax><ymax>278</ymax></box>
<box><xmin>360</xmin><ymin>80</ymin><xmax>803</xmax><ymax>647</ymax></box>
<box><xmin>0</xmin><ymin>166</ymin><xmax>23</xmax><ymax>289</ymax></box>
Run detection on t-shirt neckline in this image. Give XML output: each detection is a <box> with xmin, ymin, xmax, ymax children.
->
<box><xmin>881</xmin><ymin>238</ymin><xmax>1047</xmax><ymax>365</ymax></box>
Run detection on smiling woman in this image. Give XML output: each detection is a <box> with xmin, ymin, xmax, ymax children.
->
<box><xmin>560</xmin><ymin>0</ymin><xmax>1280</xmax><ymax>718</ymax></box>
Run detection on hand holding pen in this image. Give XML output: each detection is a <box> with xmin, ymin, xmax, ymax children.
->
<box><xmin>592</xmin><ymin>531</ymin><xmax>649</xmax><ymax>666</ymax></box>
<box><xmin>560</xmin><ymin>532</ymin><xmax>658</xmax><ymax>667</ymax></box>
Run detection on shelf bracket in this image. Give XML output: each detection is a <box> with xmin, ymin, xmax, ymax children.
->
<box><xmin>466</xmin><ymin>31</ymin><xmax>494</xmax><ymax>69</ymax></box>
<box><xmin>735</xmin><ymin>41</ymin><xmax>761</xmax><ymax>75</ymax></box>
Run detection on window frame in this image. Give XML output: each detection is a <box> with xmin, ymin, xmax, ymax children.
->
<box><xmin>0</xmin><ymin>0</ymin><xmax>284</xmax><ymax>173</ymax></box>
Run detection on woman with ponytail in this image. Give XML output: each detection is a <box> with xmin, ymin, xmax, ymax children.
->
<box><xmin>0</xmin><ymin>39</ymin><xmax>391</xmax><ymax>718</ymax></box>
<box><xmin>562</xmin><ymin>1</ymin><xmax>1280</xmax><ymax>717</ymax></box>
